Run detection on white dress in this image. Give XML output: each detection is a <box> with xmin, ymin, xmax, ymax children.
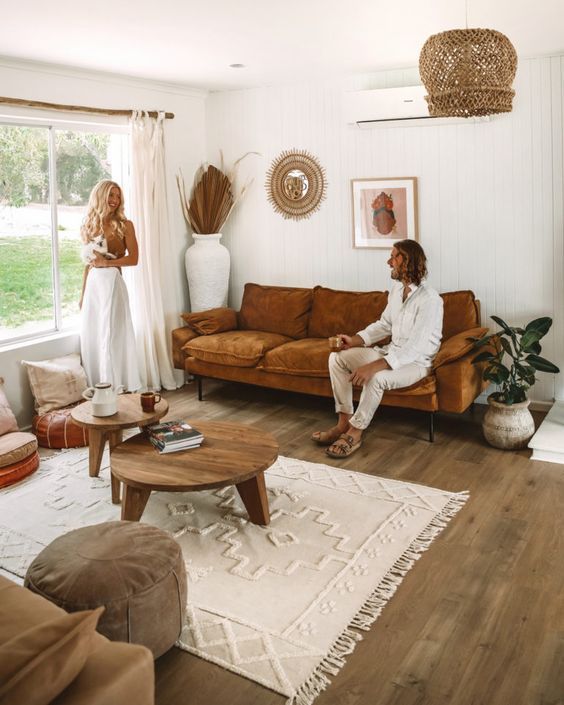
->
<box><xmin>80</xmin><ymin>266</ymin><xmax>141</xmax><ymax>392</ymax></box>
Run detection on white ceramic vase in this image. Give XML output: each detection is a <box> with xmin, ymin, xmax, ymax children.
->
<box><xmin>482</xmin><ymin>395</ymin><xmax>535</xmax><ymax>450</ymax></box>
<box><xmin>184</xmin><ymin>234</ymin><xmax>230</xmax><ymax>312</ymax></box>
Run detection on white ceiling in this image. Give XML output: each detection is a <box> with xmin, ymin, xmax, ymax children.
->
<box><xmin>2</xmin><ymin>0</ymin><xmax>563</xmax><ymax>91</ymax></box>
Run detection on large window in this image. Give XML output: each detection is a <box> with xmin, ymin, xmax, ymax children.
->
<box><xmin>0</xmin><ymin>120</ymin><xmax>129</xmax><ymax>345</ymax></box>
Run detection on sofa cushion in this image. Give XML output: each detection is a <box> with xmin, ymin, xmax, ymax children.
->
<box><xmin>238</xmin><ymin>283</ymin><xmax>313</xmax><ymax>339</ymax></box>
<box><xmin>0</xmin><ymin>606</ymin><xmax>103</xmax><ymax>705</ymax></box>
<box><xmin>181</xmin><ymin>307</ymin><xmax>238</xmax><ymax>335</ymax></box>
<box><xmin>308</xmin><ymin>286</ymin><xmax>388</xmax><ymax>338</ymax></box>
<box><xmin>183</xmin><ymin>331</ymin><xmax>292</xmax><ymax>368</ymax></box>
<box><xmin>440</xmin><ymin>291</ymin><xmax>481</xmax><ymax>339</ymax></box>
<box><xmin>259</xmin><ymin>339</ymin><xmax>332</xmax><ymax>378</ymax></box>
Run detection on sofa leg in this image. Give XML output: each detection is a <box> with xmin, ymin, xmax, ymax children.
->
<box><xmin>197</xmin><ymin>376</ymin><xmax>203</xmax><ymax>401</ymax></box>
<box><xmin>428</xmin><ymin>412</ymin><xmax>435</xmax><ymax>443</ymax></box>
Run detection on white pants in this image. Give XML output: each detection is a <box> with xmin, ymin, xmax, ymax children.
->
<box><xmin>329</xmin><ymin>347</ymin><xmax>430</xmax><ymax>430</ymax></box>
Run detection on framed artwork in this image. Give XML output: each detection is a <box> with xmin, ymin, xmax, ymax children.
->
<box><xmin>351</xmin><ymin>177</ymin><xmax>418</xmax><ymax>249</ymax></box>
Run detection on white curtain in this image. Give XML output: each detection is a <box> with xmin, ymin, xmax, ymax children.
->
<box><xmin>127</xmin><ymin>111</ymin><xmax>178</xmax><ymax>391</ymax></box>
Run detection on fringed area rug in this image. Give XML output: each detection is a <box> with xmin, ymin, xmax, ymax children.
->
<box><xmin>0</xmin><ymin>448</ymin><xmax>468</xmax><ymax>705</ymax></box>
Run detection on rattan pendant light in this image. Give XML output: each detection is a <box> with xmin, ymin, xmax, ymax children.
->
<box><xmin>419</xmin><ymin>27</ymin><xmax>517</xmax><ymax>118</ymax></box>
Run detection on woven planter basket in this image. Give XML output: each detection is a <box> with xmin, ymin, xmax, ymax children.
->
<box><xmin>419</xmin><ymin>28</ymin><xmax>517</xmax><ymax>117</ymax></box>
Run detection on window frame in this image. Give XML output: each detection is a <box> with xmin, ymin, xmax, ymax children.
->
<box><xmin>0</xmin><ymin>112</ymin><xmax>130</xmax><ymax>349</ymax></box>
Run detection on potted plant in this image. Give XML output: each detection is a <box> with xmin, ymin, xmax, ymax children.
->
<box><xmin>176</xmin><ymin>152</ymin><xmax>258</xmax><ymax>312</ymax></box>
<box><xmin>471</xmin><ymin>316</ymin><xmax>560</xmax><ymax>449</ymax></box>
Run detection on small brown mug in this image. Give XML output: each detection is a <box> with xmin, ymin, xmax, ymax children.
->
<box><xmin>140</xmin><ymin>391</ymin><xmax>161</xmax><ymax>412</ymax></box>
<box><xmin>328</xmin><ymin>335</ymin><xmax>343</xmax><ymax>352</ymax></box>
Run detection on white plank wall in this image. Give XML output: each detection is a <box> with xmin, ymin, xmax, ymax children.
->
<box><xmin>206</xmin><ymin>57</ymin><xmax>564</xmax><ymax>404</ymax></box>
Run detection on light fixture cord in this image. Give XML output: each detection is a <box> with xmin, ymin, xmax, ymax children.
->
<box><xmin>465</xmin><ymin>0</ymin><xmax>468</xmax><ymax>28</ymax></box>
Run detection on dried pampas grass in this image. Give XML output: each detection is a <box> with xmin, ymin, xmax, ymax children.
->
<box><xmin>177</xmin><ymin>152</ymin><xmax>259</xmax><ymax>235</ymax></box>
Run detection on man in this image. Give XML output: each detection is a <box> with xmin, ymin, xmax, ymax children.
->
<box><xmin>312</xmin><ymin>239</ymin><xmax>443</xmax><ymax>459</ymax></box>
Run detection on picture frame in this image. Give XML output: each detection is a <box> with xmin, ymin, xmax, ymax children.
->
<box><xmin>351</xmin><ymin>177</ymin><xmax>418</xmax><ymax>249</ymax></box>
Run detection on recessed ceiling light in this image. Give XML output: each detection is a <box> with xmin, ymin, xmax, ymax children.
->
<box><xmin>229</xmin><ymin>63</ymin><xmax>246</xmax><ymax>69</ymax></box>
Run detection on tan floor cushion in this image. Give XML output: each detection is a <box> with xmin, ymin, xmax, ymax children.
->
<box><xmin>25</xmin><ymin>521</ymin><xmax>187</xmax><ymax>659</ymax></box>
<box><xmin>0</xmin><ymin>431</ymin><xmax>38</xmax><ymax>468</ymax></box>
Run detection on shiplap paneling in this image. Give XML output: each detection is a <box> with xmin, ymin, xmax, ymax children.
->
<box><xmin>206</xmin><ymin>56</ymin><xmax>564</xmax><ymax>404</ymax></box>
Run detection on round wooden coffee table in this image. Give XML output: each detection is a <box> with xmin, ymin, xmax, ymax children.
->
<box><xmin>111</xmin><ymin>420</ymin><xmax>279</xmax><ymax>526</ymax></box>
<box><xmin>71</xmin><ymin>394</ymin><xmax>169</xmax><ymax>503</ymax></box>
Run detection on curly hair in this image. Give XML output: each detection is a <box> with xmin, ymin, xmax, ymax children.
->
<box><xmin>394</xmin><ymin>239</ymin><xmax>428</xmax><ymax>286</ymax></box>
<box><xmin>80</xmin><ymin>180</ymin><xmax>127</xmax><ymax>244</ymax></box>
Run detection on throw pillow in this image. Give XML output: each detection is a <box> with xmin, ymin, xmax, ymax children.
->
<box><xmin>0</xmin><ymin>606</ymin><xmax>104</xmax><ymax>705</ymax></box>
<box><xmin>181</xmin><ymin>307</ymin><xmax>238</xmax><ymax>335</ymax></box>
<box><xmin>238</xmin><ymin>283</ymin><xmax>313</xmax><ymax>339</ymax></box>
<box><xmin>0</xmin><ymin>377</ymin><xmax>18</xmax><ymax>436</ymax></box>
<box><xmin>433</xmin><ymin>327</ymin><xmax>489</xmax><ymax>369</ymax></box>
<box><xmin>21</xmin><ymin>353</ymin><xmax>88</xmax><ymax>415</ymax></box>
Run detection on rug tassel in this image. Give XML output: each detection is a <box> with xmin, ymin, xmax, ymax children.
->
<box><xmin>286</xmin><ymin>492</ymin><xmax>469</xmax><ymax>705</ymax></box>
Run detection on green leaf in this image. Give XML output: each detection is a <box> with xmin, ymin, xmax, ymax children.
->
<box><xmin>520</xmin><ymin>329</ymin><xmax>543</xmax><ymax>351</ymax></box>
<box><xmin>470</xmin><ymin>335</ymin><xmax>494</xmax><ymax>349</ymax></box>
<box><xmin>485</xmin><ymin>366</ymin><xmax>510</xmax><ymax>383</ymax></box>
<box><xmin>500</xmin><ymin>337</ymin><xmax>515</xmax><ymax>357</ymax></box>
<box><xmin>525</xmin><ymin>340</ymin><xmax>541</xmax><ymax>355</ymax></box>
<box><xmin>491</xmin><ymin>315</ymin><xmax>513</xmax><ymax>335</ymax></box>
<box><xmin>525</xmin><ymin>354</ymin><xmax>560</xmax><ymax>373</ymax></box>
<box><xmin>472</xmin><ymin>351</ymin><xmax>495</xmax><ymax>364</ymax></box>
<box><xmin>515</xmin><ymin>362</ymin><xmax>536</xmax><ymax>385</ymax></box>
<box><xmin>525</xmin><ymin>317</ymin><xmax>552</xmax><ymax>336</ymax></box>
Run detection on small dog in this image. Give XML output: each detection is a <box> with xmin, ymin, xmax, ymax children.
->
<box><xmin>81</xmin><ymin>235</ymin><xmax>117</xmax><ymax>264</ymax></box>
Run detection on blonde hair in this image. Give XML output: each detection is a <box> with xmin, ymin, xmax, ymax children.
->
<box><xmin>80</xmin><ymin>180</ymin><xmax>127</xmax><ymax>243</ymax></box>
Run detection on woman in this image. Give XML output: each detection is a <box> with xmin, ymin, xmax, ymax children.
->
<box><xmin>79</xmin><ymin>180</ymin><xmax>141</xmax><ymax>392</ymax></box>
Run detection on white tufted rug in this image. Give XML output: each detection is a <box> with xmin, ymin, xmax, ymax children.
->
<box><xmin>0</xmin><ymin>447</ymin><xmax>467</xmax><ymax>705</ymax></box>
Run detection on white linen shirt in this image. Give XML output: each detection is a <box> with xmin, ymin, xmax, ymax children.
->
<box><xmin>357</xmin><ymin>280</ymin><xmax>444</xmax><ymax>370</ymax></box>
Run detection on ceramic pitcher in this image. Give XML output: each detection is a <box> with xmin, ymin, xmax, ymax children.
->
<box><xmin>82</xmin><ymin>382</ymin><xmax>124</xmax><ymax>417</ymax></box>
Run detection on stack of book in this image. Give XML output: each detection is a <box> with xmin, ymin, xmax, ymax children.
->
<box><xmin>145</xmin><ymin>420</ymin><xmax>204</xmax><ymax>454</ymax></box>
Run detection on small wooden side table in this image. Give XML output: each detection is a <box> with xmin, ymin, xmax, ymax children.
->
<box><xmin>71</xmin><ymin>394</ymin><xmax>168</xmax><ymax>504</ymax></box>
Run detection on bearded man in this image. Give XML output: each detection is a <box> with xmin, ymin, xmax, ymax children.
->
<box><xmin>312</xmin><ymin>239</ymin><xmax>444</xmax><ymax>458</ymax></box>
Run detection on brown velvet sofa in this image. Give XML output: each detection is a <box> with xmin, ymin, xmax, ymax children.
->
<box><xmin>0</xmin><ymin>575</ymin><xmax>154</xmax><ymax>705</ymax></box>
<box><xmin>172</xmin><ymin>283</ymin><xmax>489</xmax><ymax>441</ymax></box>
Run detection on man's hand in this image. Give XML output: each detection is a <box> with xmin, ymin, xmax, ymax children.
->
<box><xmin>349</xmin><ymin>358</ymin><xmax>390</xmax><ymax>386</ymax></box>
<box><xmin>338</xmin><ymin>334</ymin><xmax>364</xmax><ymax>350</ymax></box>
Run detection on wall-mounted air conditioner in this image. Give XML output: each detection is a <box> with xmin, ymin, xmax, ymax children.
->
<box><xmin>344</xmin><ymin>86</ymin><xmax>490</xmax><ymax>128</ymax></box>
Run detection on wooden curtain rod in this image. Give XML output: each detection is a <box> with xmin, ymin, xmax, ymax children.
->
<box><xmin>0</xmin><ymin>96</ymin><xmax>174</xmax><ymax>119</ymax></box>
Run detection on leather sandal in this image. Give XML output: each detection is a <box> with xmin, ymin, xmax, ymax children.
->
<box><xmin>326</xmin><ymin>433</ymin><xmax>362</xmax><ymax>459</ymax></box>
<box><xmin>311</xmin><ymin>429</ymin><xmax>343</xmax><ymax>446</ymax></box>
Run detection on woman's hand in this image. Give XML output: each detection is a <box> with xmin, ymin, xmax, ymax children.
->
<box><xmin>90</xmin><ymin>252</ymin><xmax>107</xmax><ymax>268</ymax></box>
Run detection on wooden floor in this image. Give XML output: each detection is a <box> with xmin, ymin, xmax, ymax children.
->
<box><xmin>155</xmin><ymin>380</ymin><xmax>564</xmax><ymax>705</ymax></box>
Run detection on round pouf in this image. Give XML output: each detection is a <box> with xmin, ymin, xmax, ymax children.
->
<box><xmin>24</xmin><ymin>521</ymin><xmax>187</xmax><ymax>658</ymax></box>
<box><xmin>33</xmin><ymin>406</ymin><xmax>89</xmax><ymax>448</ymax></box>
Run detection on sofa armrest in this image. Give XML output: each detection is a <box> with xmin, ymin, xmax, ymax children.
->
<box><xmin>171</xmin><ymin>327</ymin><xmax>199</xmax><ymax>370</ymax></box>
<box><xmin>433</xmin><ymin>327</ymin><xmax>488</xmax><ymax>369</ymax></box>
<box><xmin>181</xmin><ymin>307</ymin><xmax>238</xmax><ymax>335</ymax></box>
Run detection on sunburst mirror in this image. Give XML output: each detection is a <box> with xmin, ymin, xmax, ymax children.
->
<box><xmin>265</xmin><ymin>149</ymin><xmax>327</xmax><ymax>220</ymax></box>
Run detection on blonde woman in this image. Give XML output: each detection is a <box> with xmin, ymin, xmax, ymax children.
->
<box><xmin>79</xmin><ymin>180</ymin><xmax>141</xmax><ymax>392</ymax></box>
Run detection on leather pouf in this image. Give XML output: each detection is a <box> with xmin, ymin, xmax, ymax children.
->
<box><xmin>33</xmin><ymin>406</ymin><xmax>88</xmax><ymax>449</ymax></box>
<box><xmin>24</xmin><ymin>521</ymin><xmax>187</xmax><ymax>658</ymax></box>
<box><xmin>0</xmin><ymin>451</ymin><xmax>40</xmax><ymax>488</ymax></box>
